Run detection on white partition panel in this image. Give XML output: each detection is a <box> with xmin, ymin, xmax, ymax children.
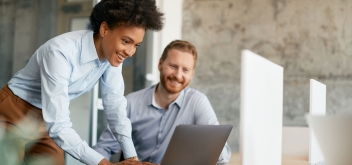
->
<box><xmin>309</xmin><ymin>79</ymin><xmax>326</xmax><ymax>165</ymax></box>
<box><xmin>282</xmin><ymin>126</ymin><xmax>309</xmax><ymax>156</ymax></box>
<box><xmin>240</xmin><ymin>50</ymin><xmax>283</xmax><ymax>165</ymax></box>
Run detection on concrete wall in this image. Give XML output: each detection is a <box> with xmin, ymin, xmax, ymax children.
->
<box><xmin>0</xmin><ymin>0</ymin><xmax>57</xmax><ymax>87</ymax></box>
<box><xmin>183</xmin><ymin>0</ymin><xmax>352</xmax><ymax>151</ymax></box>
<box><xmin>12</xmin><ymin>0</ymin><xmax>39</xmax><ymax>74</ymax></box>
<box><xmin>0</xmin><ymin>0</ymin><xmax>16</xmax><ymax>87</ymax></box>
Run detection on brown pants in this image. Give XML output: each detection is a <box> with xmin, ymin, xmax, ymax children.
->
<box><xmin>0</xmin><ymin>85</ymin><xmax>65</xmax><ymax>165</ymax></box>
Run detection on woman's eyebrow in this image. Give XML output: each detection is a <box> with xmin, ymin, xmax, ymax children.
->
<box><xmin>122</xmin><ymin>36</ymin><xmax>134</xmax><ymax>42</ymax></box>
<box><xmin>122</xmin><ymin>36</ymin><xmax>143</xmax><ymax>44</ymax></box>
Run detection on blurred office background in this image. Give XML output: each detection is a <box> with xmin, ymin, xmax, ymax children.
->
<box><xmin>1</xmin><ymin>0</ymin><xmax>352</xmax><ymax>164</ymax></box>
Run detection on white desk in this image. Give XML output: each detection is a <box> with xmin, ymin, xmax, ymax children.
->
<box><xmin>229</xmin><ymin>153</ymin><xmax>309</xmax><ymax>165</ymax></box>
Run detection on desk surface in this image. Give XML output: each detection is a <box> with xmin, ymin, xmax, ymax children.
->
<box><xmin>229</xmin><ymin>153</ymin><xmax>309</xmax><ymax>165</ymax></box>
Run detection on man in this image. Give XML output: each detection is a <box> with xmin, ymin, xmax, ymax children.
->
<box><xmin>93</xmin><ymin>40</ymin><xmax>231</xmax><ymax>164</ymax></box>
<box><xmin>0</xmin><ymin>0</ymin><xmax>163</xmax><ymax>165</ymax></box>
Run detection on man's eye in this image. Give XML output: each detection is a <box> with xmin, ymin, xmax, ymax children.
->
<box><xmin>183</xmin><ymin>69</ymin><xmax>189</xmax><ymax>73</ymax></box>
<box><xmin>135</xmin><ymin>44</ymin><xmax>141</xmax><ymax>47</ymax></box>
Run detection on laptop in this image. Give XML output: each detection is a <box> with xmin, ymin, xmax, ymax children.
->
<box><xmin>160</xmin><ymin>125</ymin><xmax>232</xmax><ymax>165</ymax></box>
<box><xmin>306</xmin><ymin>115</ymin><xmax>352</xmax><ymax>165</ymax></box>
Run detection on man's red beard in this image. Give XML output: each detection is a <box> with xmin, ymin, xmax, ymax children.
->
<box><xmin>159</xmin><ymin>69</ymin><xmax>190</xmax><ymax>94</ymax></box>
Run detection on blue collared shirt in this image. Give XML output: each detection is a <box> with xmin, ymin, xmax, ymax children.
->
<box><xmin>93</xmin><ymin>84</ymin><xmax>231</xmax><ymax>164</ymax></box>
<box><xmin>8</xmin><ymin>30</ymin><xmax>136</xmax><ymax>165</ymax></box>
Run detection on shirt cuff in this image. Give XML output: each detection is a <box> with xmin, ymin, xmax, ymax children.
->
<box><xmin>120</xmin><ymin>139</ymin><xmax>137</xmax><ymax>159</ymax></box>
<box><xmin>80</xmin><ymin>147</ymin><xmax>105</xmax><ymax>165</ymax></box>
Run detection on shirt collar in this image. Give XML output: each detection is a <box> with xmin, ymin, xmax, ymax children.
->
<box><xmin>149</xmin><ymin>83</ymin><xmax>185</xmax><ymax>109</ymax></box>
<box><xmin>81</xmin><ymin>30</ymin><xmax>99</xmax><ymax>64</ymax></box>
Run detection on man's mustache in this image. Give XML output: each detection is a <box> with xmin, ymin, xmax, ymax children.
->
<box><xmin>167</xmin><ymin>76</ymin><xmax>184</xmax><ymax>84</ymax></box>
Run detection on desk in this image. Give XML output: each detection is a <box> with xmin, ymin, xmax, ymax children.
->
<box><xmin>229</xmin><ymin>153</ymin><xmax>309</xmax><ymax>165</ymax></box>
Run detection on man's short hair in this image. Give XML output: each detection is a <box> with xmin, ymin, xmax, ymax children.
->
<box><xmin>161</xmin><ymin>40</ymin><xmax>198</xmax><ymax>68</ymax></box>
<box><xmin>90</xmin><ymin>0</ymin><xmax>164</xmax><ymax>33</ymax></box>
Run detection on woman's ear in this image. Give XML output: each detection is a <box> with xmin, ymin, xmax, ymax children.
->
<box><xmin>99</xmin><ymin>21</ymin><xmax>109</xmax><ymax>37</ymax></box>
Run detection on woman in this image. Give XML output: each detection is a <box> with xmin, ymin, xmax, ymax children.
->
<box><xmin>0</xmin><ymin>0</ymin><xmax>163</xmax><ymax>165</ymax></box>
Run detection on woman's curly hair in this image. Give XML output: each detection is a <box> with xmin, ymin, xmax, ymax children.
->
<box><xmin>90</xmin><ymin>0</ymin><xmax>164</xmax><ymax>33</ymax></box>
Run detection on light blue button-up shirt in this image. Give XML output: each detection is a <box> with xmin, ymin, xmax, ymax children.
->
<box><xmin>8</xmin><ymin>30</ymin><xmax>136</xmax><ymax>165</ymax></box>
<box><xmin>93</xmin><ymin>84</ymin><xmax>231</xmax><ymax>164</ymax></box>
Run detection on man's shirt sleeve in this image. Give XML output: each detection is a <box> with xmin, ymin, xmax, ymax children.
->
<box><xmin>99</xmin><ymin>64</ymin><xmax>137</xmax><ymax>159</ymax></box>
<box><xmin>40</xmin><ymin>51</ymin><xmax>104</xmax><ymax>165</ymax></box>
<box><xmin>92</xmin><ymin>127</ymin><xmax>122</xmax><ymax>160</ymax></box>
<box><xmin>194</xmin><ymin>94</ymin><xmax>232</xmax><ymax>164</ymax></box>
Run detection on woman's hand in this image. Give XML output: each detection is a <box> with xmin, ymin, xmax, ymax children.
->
<box><xmin>114</xmin><ymin>159</ymin><xmax>141</xmax><ymax>165</ymax></box>
<box><xmin>98</xmin><ymin>158</ymin><xmax>158</xmax><ymax>165</ymax></box>
<box><xmin>114</xmin><ymin>159</ymin><xmax>158</xmax><ymax>165</ymax></box>
<box><xmin>98</xmin><ymin>158</ymin><xmax>115</xmax><ymax>165</ymax></box>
